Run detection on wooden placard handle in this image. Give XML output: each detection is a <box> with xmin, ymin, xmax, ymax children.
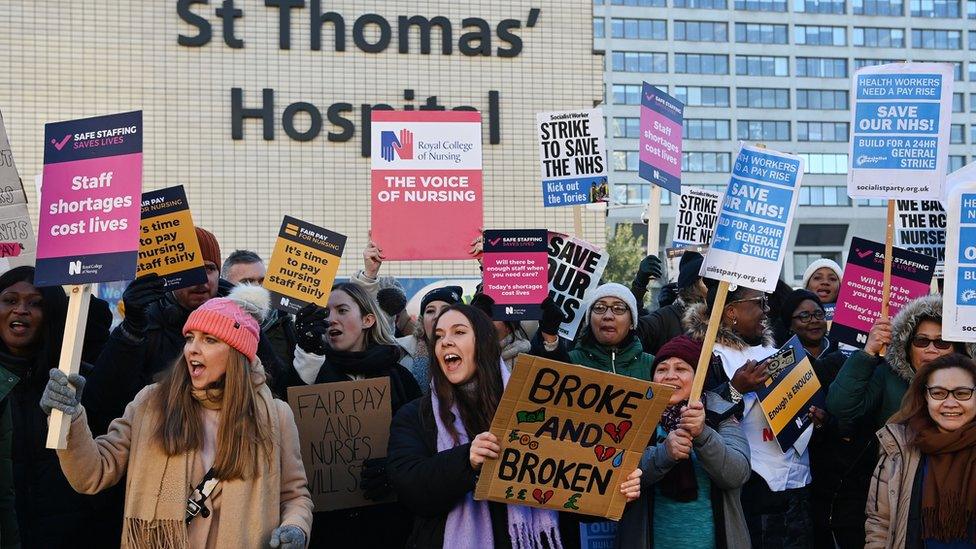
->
<box><xmin>690</xmin><ymin>280</ymin><xmax>730</xmax><ymax>402</ymax></box>
<box><xmin>46</xmin><ymin>284</ymin><xmax>92</xmax><ymax>450</ymax></box>
<box><xmin>573</xmin><ymin>205</ymin><xmax>583</xmax><ymax>237</ymax></box>
<box><xmin>879</xmin><ymin>199</ymin><xmax>895</xmax><ymax>357</ymax></box>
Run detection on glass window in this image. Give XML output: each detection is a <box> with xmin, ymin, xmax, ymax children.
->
<box><xmin>799</xmin><ymin>153</ymin><xmax>848</xmax><ymax>174</ymax></box>
<box><xmin>735</xmin><ymin>23</ymin><xmax>789</xmax><ymax>43</ymax></box>
<box><xmin>794</xmin><ymin>0</ymin><xmax>846</xmax><ymax>11</ymax></box>
<box><xmin>950</xmin><ymin>155</ymin><xmax>966</xmax><ymax>172</ymax></box>
<box><xmin>796</xmin><ymin>57</ymin><xmax>848</xmax><ymax>78</ymax></box>
<box><xmin>910</xmin><ymin>0</ymin><xmax>961</xmax><ymax>16</ymax></box>
<box><xmin>612</xmin><ymin>117</ymin><xmax>641</xmax><ymax>138</ymax></box>
<box><xmin>735</xmin><ymin>0</ymin><xmax>788</xmax><ymax>10</ymax></box>
<box><xmin>613</xmin><ymin>151</ymin><xmax>641</xmax><ymax>171</ymax></box>
<box><xmin>855</xmin><ymin>58</ymin><xmax>899</xmax><ymax>69</ymax></box>
<box><xmin>971</xmin><ymin>30</ymin><xmax>976</xmax><ymax>48</ymax></box>
<box><xmin>611</xmin><ymin>18</ymin><xmax>668</xmax><ymax>40</ymax></box>
<box><xmin>797</xmin><ymin>187</ymin><xmax>852</xmax><ymax>206</ymax></box>
<box><xmin>674</xmin><ymin>0</ymin><xmax>728</xmax><ymax>7</ymax></box>
<box><xmin>612</xmin><ymin>84</ymin><xmax>648</xmax><ymax>104</ymax></box>
<box><xmin>954</xmin><ymin>93</ymin><xmax>964</xmax><ymax>112</ymax></box>
<box><xmin>914</xmin><ymin>60</ymin><xmax>964</xmax><ymax>80</ymax></box>
<box><xmin>969</xmin><ymin>0</ymin><xmax>976</xmax><ymax>16</ymax></box>
<box><xmin>737</xmin><ymin>120</ymin><xmax>791</xmax><ymax>141</ymax></box>
<box><xmin>797</xmin><ymin>121</ymin><xmax>849</xmax><ymax>141</ymax></box>
<box><xmin>675</xmin><ymin>21</ymin><xmax>728</xmax><ymax>41</ymax></box>
<box><xmin>853</xmin><ymin>27</ymin><xmax>906</xmax><ymax>47</ymax></box>
<box><xmin>611</xmin><ymin>52</ymin><xmax>668</xmax><ymax>73</ymax></box>
<box><xmin>795</xmin><ymin>25</ymin><xmax>847</xmax><ymax>45</ymax></box>
<box><xmin>971</xmin><ymin>93</ymin><xmax>976</xmax><ymax>112</ymax></box>
<box><xmin>853</xmin><ymin>0</ymin><xmax>904</xmax><ymax>12</ymax></box>
<box><xmin>594</xmin><ymin>18</ymin><xmax>605</xmax><ymax>38</ymax></box>
<box><xmin>796</xmin><ymin>89</ymin><xmax>849</xmax><ymax>109</ymax></box>
<box><xmin>674</xmin><ymin>53</ymin><xmax>729</xmax><ymax>74</ymax></box>
<box><xmin>736</xmin><ymin>88</ymin><xmax>790</xmax><ymax>108</ymax></box>
<box><xmin>610</xmin><ymin>0</ymin><xmax>668</xmax><ymax>5</ymax></box>
<box><xmin>911</xmin><ymin>29</ymin><xmax>962</xmax><ymax>48</ymax></box>
<box><xmin>682</xmin><ymin>152</ymin><xmax>732</xmax><ymax>172</ymax></box>
<box><xmin>683</xmin><ymin>119</ymin><xmax>732</xmax><ymax>140</ymax></box>
<box><xmin>950</xmin><ymin>124</ymin><xmax>964</xmax><ymax>143</ymax></box>
<box><xmin>674</xmin><ymin>86</ymin><xmax>731</xmax><ymax>106</ymax></box>
<box><xmin>735</xmin><ymin>55</ymin><xmax>789</xmax><ymax>76</ymax></box>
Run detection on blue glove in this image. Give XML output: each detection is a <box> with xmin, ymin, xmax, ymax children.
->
<box><xmin>269</xmin><ymin>525</ymin><xmax>306</xmax><ymax>549</ymax></box>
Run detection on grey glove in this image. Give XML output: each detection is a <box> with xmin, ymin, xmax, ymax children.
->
<box><xmin>269</xmin><ymin>525</ymin><xmax>306</xmax><ymax>549</ymax></box>
<box><xmin>40</xmin><ymin>369</ymin><xmax>86</xmax><ymax>417</ymax></box>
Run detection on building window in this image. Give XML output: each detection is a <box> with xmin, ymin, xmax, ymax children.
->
<box><xmin>968</xmin><ymin>124</ymin><xmax>976</xmax><ymax>144</ymax></box>
<box><xmin>793</xmin><ymin>252</ymin><xmax>844</xmax><ymax>280</ymax></box>
<box><xmin>951</xmin><ymin>124</ymin><xmax>965</xmax><ymax>144</ymax></box>
<box><xmin>613</xmin><ymin>151</ymin><xmax>640</xmax><ymax>171</ymax></box>
<box><xmin>611</xmin><ymin>18</ymin><xmax>668</xmax><ymax>40</ymax></box>
<box><xmin>969</xmin><ymin>0</ymin><xmax>976</xmax><ymax>16</ymax></box>
<box><xmin>796</xmin><ymin>225</ymin><xmax>849</xmax><ymax>246</ymax></box>
<box><xmin>737</xmin><ymin>88</ymin><xmax>791</xmax><ymax>109</ymax></box>
<box><xmin>916</xmin><ymin>60</ymin><xmax>964</xmax><ymax>80</ymax></box>
<box><xmin>795</xmin><ymin>25</ymin><xmax>847</xmax><ymax>45</ymax></box>
<box><xmin>796</xmin><ymin>57</ymin><xmax>848</xmax><ymax>78</ymax></box>
<box><xmin>853</xmin><ymin>27</ymin><xmax>906</xmax><ymax>47</ymax></box>
<box><xmin>971</xmin><ymin>30</ymin><xmax>976</xmax><ymax>48</ymax></box>
<box><xmin>675</xmin><ymin>0</ymin><xmax>728</xmax><ymax>8</ymax></box>
<box><xmin>795</xmin><ymin>0</ymin><xmax>847</xmax><ymax>11</ymax></box>
<box><xmin>675</xmin><ymin>20</ymin><xmax>728</xmax><ymax>41</ymax></box>
<box><xmin>971</xmin><ymin>63</ymin><xmax>976</xmax><ymax>81</ymax></box>
<box><xmin>737</xmin><ymin>120</ymin><xmax>791</xmax><ymax>141</ymax></box>
<box><xmin>612</xmin><ymin>51</ymin><xmax>668</xmax><ymax>73</ymax></box>
<box><xmin>798</xmin><ymin>121</ymin><xmax>849</xmax><ymax>141</ymax></box>
<box><xmin>614</xmin><ymin>184</ymin><xmax>673</xmax><ymax>205</ymax></box>
<box><xmin>799</xmin><ymin>153</ymin><xmax>848</xmax><ymax>174</ymax></box>
<box><xmin>950</xmin><ymin>155</ymin><xmax>966</xmax><ymax>171</ymax></box>
<box><xmin>609</xmin><ymin>0</ymin><xmax>667</xmax><ymax>5</ymax></box>
<box><xmin>682</xmin><ymin>152</ymin><xmax>732</xmax><ymax>172</ymax></box>
<box><xmin>735</xmin><ymin>55</ymin><xmax>789</xmax><ymax>76</ymax></box>
<box><xmin>796</xmin><ymin>89</ymin><xmax>849</xmax><ymax>109</ymax></box>
<box><xmin>674</xmin><ymin>86</ymin><xmax>731</xmax><ymax>106</ymax></box>
<box><xmin>954</xmin><ymin>93</ymin><xmax>965</xmax><ymax>112</ymax></box>
<box><xmin>675</xmin><ymin>53</ymin><xmax>729</xmax><ymax>74</ymax></box>
<box><xmin>684</xmin><ymin>119</ymin><xmax>732</xmax><ymax>140</ymax></box>
<box><xmin>855</xmin><ymin>58</ymin><xmax>899</xmax><ymax>70</ymax></box>
<box><xmin>911</xmin><ymin>29</ymin><xmax>962</xmax><ymax>48</ymax></box>
<box><xmin>612</xmin><ymin>84</ymin><xmax>646</xmax><ymax>104</ymax></box>
<box><xmin>910</xmin><ymin>0</ymin><xmax>961</xmax><ymax>16</ymax></box>
<box><xmin>797</xmin><ymin>187</ymin><xmax>852</xmax><ymax>206</ymax></box>
<box><xmin>594</xmin><ymin>18</ymin><xmax>604</xmax><ymax>38</ymax></box>
<box><xmin>612</xmin><ymin>117</ymin><xmax>641</xmax><ymax>138</ymax></box>
<box><xmin>853</xmin><ymin>0</ymin><xmax>904</xmax><ymax>12</ymax></box>
<box><xmin>735</xmin><ymin>23</ymin><xmax>789</xmax><ymax>44</ymax></box>
<box><xmin>971</xmin><ymin>93</ymin><xmax>976</xmax><ymax>112</ymax></box>
<box><xmin>735</xmin><ymin>0</ymin><xmax>788</xmax><ymax>10</ymax></box>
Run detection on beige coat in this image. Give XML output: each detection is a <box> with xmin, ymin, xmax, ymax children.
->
<box><xmin>865</xmin><ymin>423</ymin><xmax>921</xmax><ymax>549</ymax></box>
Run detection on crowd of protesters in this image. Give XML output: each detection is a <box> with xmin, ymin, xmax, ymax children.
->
<box><xmin>0</xmin><ymin>226</ymin><xmax>973</xmax><ymax>549</ymax></box>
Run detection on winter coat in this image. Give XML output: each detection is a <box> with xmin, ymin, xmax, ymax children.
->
<box><xmin>615</xmin><ymin>392</ymin><xmax>752</xmax><ymax>549</ymax></box>
<box><xmin>567</xmin><ymin>334</ymin><xmax>655</xmax><ymax>380</ymax></box>
<box><xmin>865</xmin><ymin>423</ymin><xmax>922</xmax><ymax>549</ymax></box>
<box><xmin>0</xmin><ymin>372</ymin><xmax>18</xmax><ymax>549</ymax></box>
<box><xmin>635</xmin><ymin>300</ymin><xmax>687</xmax><ymax>357</ymax></box>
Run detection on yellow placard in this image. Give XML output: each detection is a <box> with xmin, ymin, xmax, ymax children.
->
<box><xmin>264</xmin><ymin>216</ymin><xmax>346</xmax><ymax>313</ymax></box>
<box><xmin>136</xmin><ymin>185</ymin><xmax>206</xmax><ymax>289</ymax></box>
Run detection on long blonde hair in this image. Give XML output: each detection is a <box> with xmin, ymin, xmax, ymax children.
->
<box><xmin>152</xmin><ymin>350</ymin><xmax>273</xmax><ymax>480</ymax></box>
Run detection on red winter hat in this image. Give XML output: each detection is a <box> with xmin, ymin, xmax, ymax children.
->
<box><xmin>652</xmin><ymin>335</ymin><xmax>704</xmax><ymax>372</ymax></box>
<box><xmin>183</xmin><ymin>285</ymin><xmax>269</xmax><ymax>361</ymax></box>
<box><xmin>194</xmin><ymin>227</ymin><xmax>221</xmax><ymax>267</ymax></box>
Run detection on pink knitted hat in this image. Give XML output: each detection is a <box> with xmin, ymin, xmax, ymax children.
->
<box><xmin>183</xmin><ymin>285</ymin><xmax>270</xmax><ymax>361</ymax></box>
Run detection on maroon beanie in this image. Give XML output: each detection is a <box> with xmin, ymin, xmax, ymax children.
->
<box><xmin>194</xmin><ymin>227</ymin><xmax>221</xmax><ymax>267</ymax></box>
<box><xmin>652</xmin><ymin>335</ymin><xmax>704</xmax><ymax>372</ymax></box>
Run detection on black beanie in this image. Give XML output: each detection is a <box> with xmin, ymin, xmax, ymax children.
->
<box><xmin>677</xmin><ymin>252</ymin><xmax>704</xmax><ymax>290</ymax></box>
<box><xmin>779</xmin><ymin>289</ymin><xmax>823</xmax><ymax>328</ymax></box>
<box><xmin>420</xmin><ymin>285</ymin><xmax>463</xmax><ymax>314</ymax></box>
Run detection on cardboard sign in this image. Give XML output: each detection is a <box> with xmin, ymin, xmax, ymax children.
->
<box><xmin>639</xmin><ymin>84</ymin><xmax>684</xmax><ymax>194</ymax></box>
<box><xmin>0</xmin><ymin>111</ymin><xmax>36</xmax><ymax>272</ymax></box>
<box><xmin>473</xmin><ymin>355</ymin><xmax>674</xmax><ymax>520</ymax></box>
<box><xmin>672</xmin><ymin>187</ymin><xmax>721</xmax><ymax>248</ymax></box>
<box><xmin>700</xmin><ymin>144</ymin><xmax>804</xmax><ymax>293</ymax></box>
<box><xmin>895</xmin><ymin>200</ymin><xmax>946</xmax><ymax>277</ymax></box>
<box><xmin>547</xmin><ymin>232</ymin><xmax>609</xmax><ymax>341</ymax></box>
<box><xmin>370</xmin><ymin>111</ymin><xmax>482</xmax><ymax>260</ymax></box>
<box><xmin>755</xmin><ymin>336</ymin><xmax>822</xmax><ymax>453</ymax></box>
<box><xmin>287</xmin><ymin>378</ymin><xmax>394</xmax><ymax>511</ymax></box>
<box><xmin>848</xmin><ymin>62</ymin><xmax>955</xmax><ymax>200</ymax></box>
<box><xmin>35</xmin><ymin>111</ymin><xmax>142</xmax><ymax>286</ymax></box>
<box><xmin>537</xmin><ymin>109</ymin><xmax>608</xmax><ymax>207</ymax></box>
<box><xmin>264</xmin><ymin>216</ymin><xmax>346</xmax><ymax>314</ymax></box>
<box><xmin>831</xmin><ymin>237</ymin><xmax>936</xmax><ymax>348</ymax></box>
<box><xmin>482</xmin><ymin>229</ymin><xmax>549</xmax><ymax>320</ymax></box>
<box><xmin>941</xmin><ymin>162</ymin><xmax>976</xmax><ymax>341</ymax></box>
<box><xmin>136</xmin><ymin>185</ymin><xmax>207</xmax><ymax>290</ymax></box>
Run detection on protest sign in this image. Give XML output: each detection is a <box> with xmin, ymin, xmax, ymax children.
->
<box><xmin>0</xmin><ymin>111</ymin><xmax>36</xmax><ymax>272</ymax></box>
<box><xmin>287</xmin><ymin>378</ymin><xmax>393</xmax><ymax>511</ymax></box>
<box><xmin>537</xmin><ymin>109</ymin><xmax>608</xmax><ymax>207</ymax></box>
<box><xmin>264</xmin><ymin>216</ymin><xmax>346</xmax><ymax>314</ymax></box>
<box><xmin>136</xmin><ymin>185</ymin><xmax>206</xmax><ymax>290</ymax></box>
<box><xmin>482</xmin><ymin>229</ymin><xmax>549</xmax><ymax>320</ymax></box>
<box><xmin>370</xmin><ymin>111</ymin><xmax>482</xmax><ymax>260</ymax></box>
<box><xmin>473</xmin><ymin>355</ymin><xmax>674</xmax><ymax>520</ymax></box>
<box><xmin>639</xmin><ymin>84</ymin><xmax>683</xmax><ymax>194</ymax></box>
<box><xmin>848</xmin><ymin>62</ymin><xmax>954</xmax><ymax>200</ymax></box>
<box><xmin>35</xmin><ymin>111</ymin><xmax>142</xmax><ymax>286</ymax></box>
<box><xmin>895</xmin><ymin>200</ymin><xmax>946</xmax><ymax>277</ymax></box>
<box><xmin>665</xmin><ymin>246</ymin><xmax>707</xmax><ymax>284</ymax></box>
<box><xmin>547</xmin><ymin>232</ymin><xmax>609</xmax><ymax>340</ymax></box>
<box><xmin>755</xmin><ymin>336</ymin><xmax>822</xmax><ymax>453</ymax></box>
<box><xmin>831</xmin><ymin>237</ymin><xmax>936</xmax><ymax>348</ymax></box>
<box><xmin>941</xmin><ymin>162</ymin><xmax>976</xmax><ymax>341</ymax></box>
<box><xmin>672</xmin><ymin>187</ymin><xmax>721</xmax><ymax>248</ymax></box>
<box><xmin>700</xmin><ymin>144</ymin><xmax>804</xmax><ymax>293</ymax></box>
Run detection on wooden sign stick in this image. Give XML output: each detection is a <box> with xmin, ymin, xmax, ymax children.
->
<box><xmin>879</xmin><ymin>199</ymin><xmax>896</xmax><ymax>357</ymax></box>
<box><xmin>645</xmin><ymin>185</ymin><xmax>662</xmax><ymax>255</ymax></box>
<box><xmin>690</xmin><ymin>280</ymin><xmax>730</xmax><ymax>402</ymax></box>
<box><xmin>46</xmin><ymin>284</ymin><xmax>92</xmax><ymax>449</ymax></box>
<box><xmin>573</xmin><ymin>205</ymin><xmax>583</xmax><ymax>237</ymax></box>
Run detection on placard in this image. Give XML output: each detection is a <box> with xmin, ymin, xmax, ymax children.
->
<box><xmin>831</xmin><ymin>237</ymin><xmax>936</xmax><ymax>348</ymax></box>
<box><xmin>0</xmin><ymin>110</ymin><xmax>36</xmax><ymax>272</ymax></box>
<box><xmin>895</xmin><ymin>199</ymin><xmax>945</xmax><ymax>277</ymax></box>
<box><xmin>473</xmin><ymin>355</ymin><xmax>674</xmax><ymax>520</ymax></box>
<box><xmin>35</xmin><ymin>111</ymin><xmax>142</xmax><ymax>286</ymax></box>
<box><xmin>638</xmin><ymin>84</ymin><xmax>683</xmax><ymax>194</ymax></box>
<box><xmin>537</xmin><ymin>109</ymin><xmax>608</xmax><ymax>207</ymax></box>
<box><xmin>482</xmin><ymin>229</ymin><xmax>549</xmax><ymax>320</ymax></box>
<box><xmin>136</xmin><ymin>185</ymin><xmax>207</xmax><ymax>290</ymax></box>
<box><xmin>547</xmin><ymin>232</ymin><xmax>609</xmax><ymax>340</ymax></box>
<box><xmin>665</xmin><ymin>246</ymin><xmax>707</xmax><ymax>284</ymax></box>
<box><xmin>287</xmin><ymin>378</ymin><xmax>394</xmax><ymax>511</ymax></box>
<box><xmin>672</xmin><ymin>187</ymin><xmax>721</xmax><ymax>248</ymax></box>
<box><xmin>755</xmin><ymin>336</ymin><xmax>822</xmax><ymax>452</ymax></box>
<box><xmin>370</xmin><ymin>111</ymin><xmax>482</xmax><ymax>260</ymax></box>
<box><xmin>264</xmin><ymin>216</ymin><xmax>346</xmax><ymax>314</ymax></box>
<box><xmin>700</xmin><ymin>144</ymin><xmax>803</xmax><ymax>293</ymax></box>
<box><xmin>941</xmin><ymin>162</ymin><xmax>976</xmax><ymax>341</ymax></box>
<box><xmin>848</xmin><ymin>62</ymin><xmax>954</xmax><ymax>200</ymax></box>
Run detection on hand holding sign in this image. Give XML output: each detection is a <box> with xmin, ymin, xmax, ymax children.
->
<box><xmin>470</xmin><ymin>432</ymin><xmax>501</xmax><ymax>470</ymax></box>
<box><xmin>619</xmin><ymin>469</ymin><xmax>642</xmax><ymax>503</ymax></box>
<box><xmin>665</xmin><ymin>429</ymin><xmax>693</xmax><ymax>461</ymax></box>
<box><xmin>678</xmin><ymin>401</ymin><xmax>705</xmax><ymax>438</ymax></box>
<box><xmin>864</xmin><ymin>319</ymin><xmax>893</xmax><ymax>356</ymax></box>
<box><xmin>731</xmin><ymin>359</ymin><xmax>769</xmax><ymax>394</ymax></box>
<box><xmin>363</xmin><ymin>230</ymin><xmax>385</xmax><ymax>279</ymax></box>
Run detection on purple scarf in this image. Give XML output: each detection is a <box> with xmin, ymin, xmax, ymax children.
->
<box><xmin>432</xmin><ymin>360</ymin><xmax>563</xmax><ymax>549</ymax></box>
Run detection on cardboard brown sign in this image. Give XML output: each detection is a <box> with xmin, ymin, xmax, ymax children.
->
<box><xmin>474</xmin><ymin>355</ymin><xmax>673</xmax><ymax>520</ymax></box>
<box><xmin>287</xmin><ymin>378</ymin><xmax>393</xmax><ymax>512</ymax></box>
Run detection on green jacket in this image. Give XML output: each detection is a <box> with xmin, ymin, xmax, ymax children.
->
<box><xmin>826</xmin><ymin>350</ymin><xmax>908</xmax><ymax>432</ymax></box>
<box><xmin>568</xmin><ymin>335</ymin><xmax>655</xmax><ymax>381</ymax></box>
<box><xmin>0</xmin><ymin>366</ymin><xmax>19</xmax><ymax>549</ymax></box>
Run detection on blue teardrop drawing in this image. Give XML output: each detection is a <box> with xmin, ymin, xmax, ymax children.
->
<box><xmin>645</xmin><ymin>387</ymin><xmax>654</xmax><ymax>399</ymax></box>
<box><xmin>612</xmin><ymin>450</ymin><xmax>624</xmax><ymax>467</ymax></box>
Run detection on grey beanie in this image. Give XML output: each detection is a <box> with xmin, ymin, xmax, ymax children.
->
<box><xmin>582</xmin><ymin>282</ymin><xmax>639</xmax><ymax>330</ymax></box>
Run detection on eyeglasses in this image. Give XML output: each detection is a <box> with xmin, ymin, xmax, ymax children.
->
<box><xmin>730</xmin><ymin>295</ymin><xmax>768</xmax><ymax>309</ymax></box>
<box><xmin>792</xmin><ymin>310</ymin><xmax>826</xmax><ymax>323</ymax></box>
<box><xmin>925</xmin><ymin>386</ymin><xmax>976</xmax><ymax>401</ymax></box>
<box><xmin>591</xmin><ymin>303</ymin><xmax>630</xmax><ymax>316</ymax></box>
<box><xmin>911</xmin><ymin>336</ymin><xmax>953</xmax><ymax>350</ymax></box>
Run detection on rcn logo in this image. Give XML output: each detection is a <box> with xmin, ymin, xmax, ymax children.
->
<box><xmin>379</xmin><ymin>129</ymin><xmax>414</xmax><ymax>162</ymax></box>
<box><xmin>68</xmin><ymin>260</ymin><xmax>82</xmax><ymax>275</ymax></box>
<box><xmin>505</xmin><ymin>306</ymin><xmax>514</xmax><ymax>315</ymax></box>
<box><xmin>280</xmin><ymin>297</ymin><xmax>290</xmax><ymax>307</ymax></box>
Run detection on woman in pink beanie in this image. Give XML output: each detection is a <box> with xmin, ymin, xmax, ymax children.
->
<box><xmin>40</xmin><ymin>284</ymin><xmax>313</xmax><ymax>548</ymax></box>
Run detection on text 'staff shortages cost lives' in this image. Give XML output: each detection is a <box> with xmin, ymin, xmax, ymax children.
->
<box><xmin>639</xmin><ymin>84</ymin><xmax>683</xmax><ymax>195</ymax></box>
